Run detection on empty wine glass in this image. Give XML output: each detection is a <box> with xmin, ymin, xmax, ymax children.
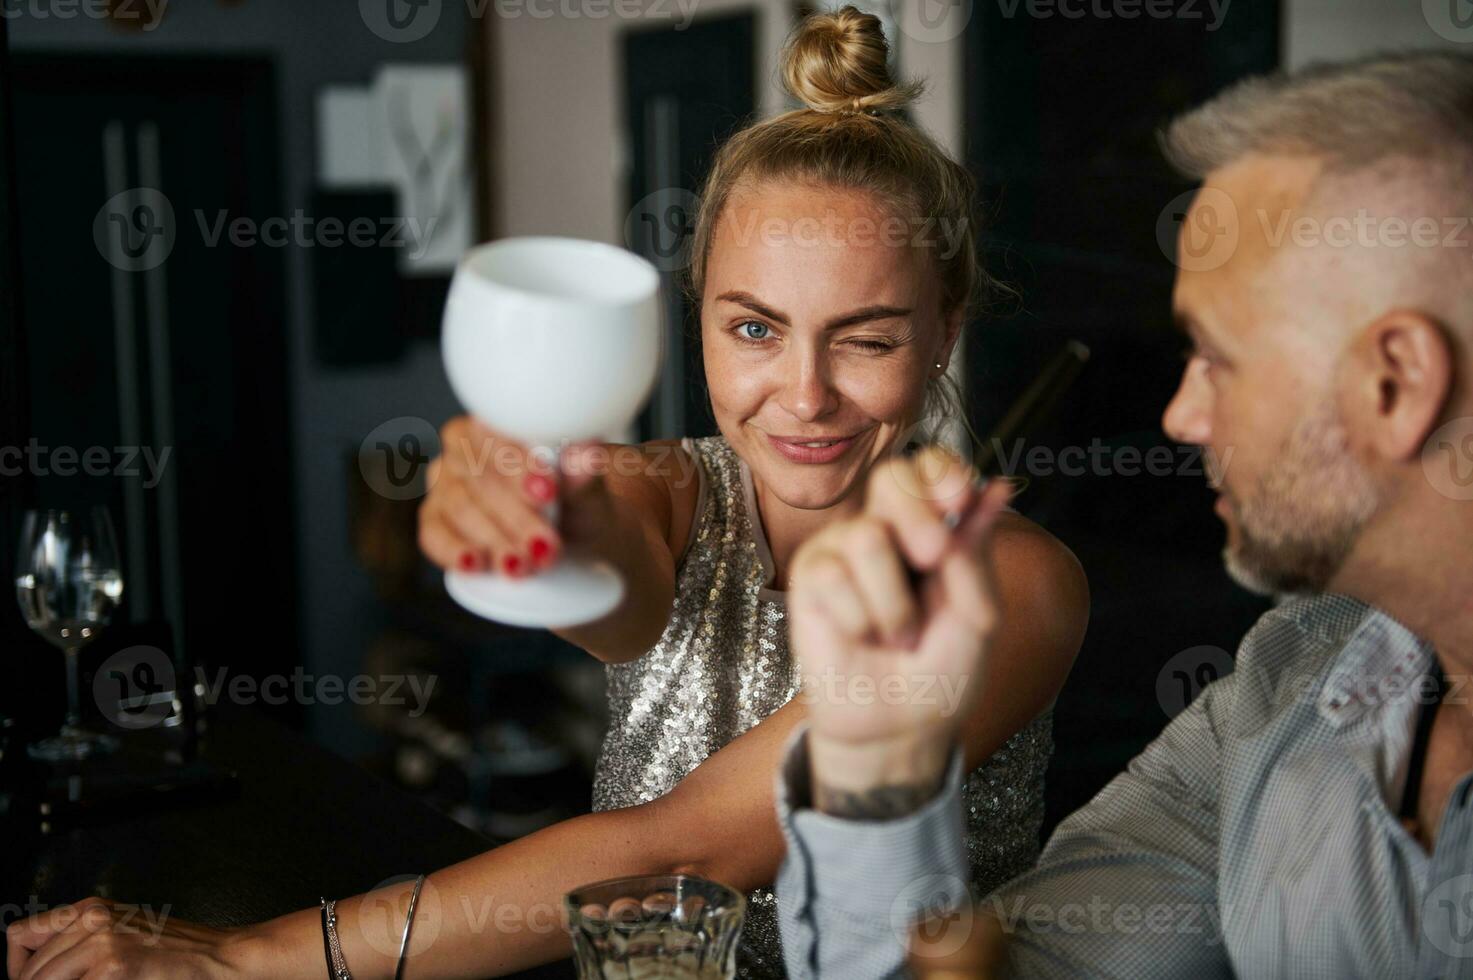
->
<box><xmin>441</xmin><ymin>236</ymin><xmax>662</xmax><ymax>628</ymax></box>
<box><xmin>14</xmin><ymin>507</ymin><xmax>125</xmax><ymax>761</ymax></box>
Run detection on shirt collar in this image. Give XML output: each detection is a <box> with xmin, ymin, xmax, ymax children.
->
<box><xmin>1317</xmin><ymin>598</ymin><xmax>1436</xmax><ymax>728</ymax></box>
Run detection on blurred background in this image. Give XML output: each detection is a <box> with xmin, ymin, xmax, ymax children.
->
<box><xmin>0</xmin><ymin>0</ymin><xmax>1466</xmax><ymax>846</ymax></box>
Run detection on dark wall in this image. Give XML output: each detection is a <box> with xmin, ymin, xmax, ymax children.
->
<box><xmin>0</xmin><ymin>15</ymin><xmax>31</xmax><ymax>726</ymax></box>
<box><xmin>962</xmin><ymin>7</ymin><xmax>1279</xmax><ymax>829</ymax></box>
<box><xmin>7</xmin><ymin>4</ymin><xmax>471</xmax><ymax>756</ymax></box>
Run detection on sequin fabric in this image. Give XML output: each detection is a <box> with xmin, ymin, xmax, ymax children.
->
<box><xmin>591</xmin><ymin>435</ymin><xmax>1053</xmax><ymax>979</ymax></box>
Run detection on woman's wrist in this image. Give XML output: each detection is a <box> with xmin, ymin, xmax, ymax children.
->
<box><xmin>807</xmin><ymin>729</ymin><xmax>955</xmax><ymax>820</ymax></box>
<box><xmin>218</xmin><ymin>912</ymin><xmax>324</xmax><ymax>980</ymax></box>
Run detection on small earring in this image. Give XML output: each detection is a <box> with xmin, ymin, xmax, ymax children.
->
<box><xmin>934</xmin><ymin>362</ymin><xmax>944</xmax><ymax>371</ymax></box>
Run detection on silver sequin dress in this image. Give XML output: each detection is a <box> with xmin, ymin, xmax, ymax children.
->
<box><xmin>591</xmin><ymin>435</ymin><xmax>1053</xmax><ymax>979</ymax></box>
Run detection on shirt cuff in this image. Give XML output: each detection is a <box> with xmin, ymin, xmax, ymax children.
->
<box><xmin>774</xmin><ymin>724</ymin><xmax>972</xmax><ymax>927</ymax></box>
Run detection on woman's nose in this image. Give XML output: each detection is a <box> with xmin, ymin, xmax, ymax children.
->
<box><xmin>777</xmin><ymin>351</ymin><xmax>840</xmax><ymax>422</ymax></box>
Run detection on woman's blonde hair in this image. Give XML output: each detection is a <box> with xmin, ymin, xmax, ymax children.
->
<box><xmin>685</xmin><ymin>4</ymin><xmax>998</xmax><ymax>432</ymax></box>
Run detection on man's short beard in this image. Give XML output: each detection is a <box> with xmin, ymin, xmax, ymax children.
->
<box><xmin>1223</xmin><ymin>397</ymin><xmax>1379</xmax><ymax>597</ymax></box>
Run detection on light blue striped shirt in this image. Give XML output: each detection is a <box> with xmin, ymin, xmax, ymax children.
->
<box><xmin>776</xmin><ymin>593</ymin><xmax>1473</xmax><ymax>978</ymax></box>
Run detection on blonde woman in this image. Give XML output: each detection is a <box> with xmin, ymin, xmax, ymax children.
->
<box><xmin>8</xmin><ymin>8</ymin><xmax>1087</xmax><ymax>979</ymax></box>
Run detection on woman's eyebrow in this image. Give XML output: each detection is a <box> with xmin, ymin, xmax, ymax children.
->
<box><xmin>714</xmin><ymin>290</ymin><xmax>913</xmax><ymax>329</ymax></box>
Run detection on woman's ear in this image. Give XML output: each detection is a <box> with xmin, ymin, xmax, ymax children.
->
<box><xmin>936</xmin><ymin>304</ymin><xmax>964</xmax><ymax>375</ymax></box>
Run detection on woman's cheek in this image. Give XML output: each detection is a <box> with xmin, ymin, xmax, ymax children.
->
<box><xmin>836</xmin><ymin>361</ymin><xmax>916</xmax><ymax>422</ymax></box>
<box><xmin>705</xmin><ymin>351</ymin><xmax>770</xmax><ymax>419</ymax></box>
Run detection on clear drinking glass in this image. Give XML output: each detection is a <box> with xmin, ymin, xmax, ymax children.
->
<box><xmin>564</xmin><ymin>874</ymin><xmax>745</xmax><ymax>980</ymax></box>
<box><xmin>14</xmin><ymin>507</ymin><xmax>125</xmax><ymax>761</ymax></box>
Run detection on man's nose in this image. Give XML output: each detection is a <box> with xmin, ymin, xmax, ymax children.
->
<box><xmin>1162</xmin><ymin>360</ymin><xmax>1212</xmax><ymax>446</ymax></box>
<box><xmin>778</xmin><ymin>350</ymin><xmax>840</xmax><ymax>422</ymax></box>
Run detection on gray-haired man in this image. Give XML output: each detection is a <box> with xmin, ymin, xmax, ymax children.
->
<box><xmin>777</xmin><ymin>51</ymin><xmax>1473</xmax><ymax>979</ymax></box>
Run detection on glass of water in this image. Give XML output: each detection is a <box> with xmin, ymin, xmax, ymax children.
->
<box><xmin>14</xmin><ymin>507</ymin><xmax>125</xmax><ymax>761</ymax></box>
<box><xmin>564</xmin><ymin>874</ymin><xmax>745</xmax><ymax>980</ymax></box>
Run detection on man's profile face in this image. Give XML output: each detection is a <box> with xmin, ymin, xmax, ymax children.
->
<box><xmin>1161</xmin><ymin>155</ymin><xmax>1380</xmax><ymax>595</ymax></box>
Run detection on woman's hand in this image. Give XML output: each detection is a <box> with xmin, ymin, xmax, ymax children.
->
<box><xmin>6</xmin><ymin>897</ymin><xmax>257</xmax><ymax>980</ymax></box>
<box><xmin>417</xmin><ymin>416</ymin><xmax>615</xmax><ymax>578</ymax></box>
<box><xmin>789</xmin><ymin>447</ymin><xmax>1013</xmax><ymax>814</ymax></box>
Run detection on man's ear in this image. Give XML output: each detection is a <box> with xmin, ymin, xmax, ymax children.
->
<box><xmin>1345</xmin><ymin>310</ymin><xmax>1454</xmax><ymax>463</ymax></box>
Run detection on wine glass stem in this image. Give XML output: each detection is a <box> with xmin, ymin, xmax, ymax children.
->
<box><xmin>63</xmin><ymin>645</ymin><xmax>83</xmax><ymax>732</ymax></box>
<box><xmin>539</xmin><ymin>444</ymin><xmax>562</xmax><ymax>527</ymax></box>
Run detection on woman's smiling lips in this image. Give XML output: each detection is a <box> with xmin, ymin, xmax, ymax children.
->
<box><xmin>764</xmin><ymin>432</ymin><xmax>859</xmax><ymax>464</ymax></box>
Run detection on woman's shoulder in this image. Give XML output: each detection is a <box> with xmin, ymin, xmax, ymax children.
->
<box><xmin>625</xmin><ymin>435</ymin><xmax>733</xmax><ymax>565</ymax></box>
<box><xmin>989</xmin><ymin>511</ymin><xmax>1090</xmax><ymax>651</ymax></box>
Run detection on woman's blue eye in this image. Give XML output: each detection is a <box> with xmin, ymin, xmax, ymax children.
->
<box><xmin>738</xmin><ymin>321</ymin><xmax>770</xmax><ymax>341</ymax></box>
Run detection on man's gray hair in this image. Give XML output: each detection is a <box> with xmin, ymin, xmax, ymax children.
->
<box><xmin>1161</xmin><ymin>51</ymin><xmax>1473</xmax><ymax>179</ymax></box>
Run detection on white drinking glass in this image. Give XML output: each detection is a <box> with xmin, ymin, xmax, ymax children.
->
<box><xmin>440</xmin><ymin>236</ymin><xmax>662</xmax><ymax>628</ymax></box>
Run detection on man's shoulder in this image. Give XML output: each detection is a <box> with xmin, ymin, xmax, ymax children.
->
<box><xmin>1226</xmin><ymin>592</ymin><xmax>1377</xmax><ymax>722</ymax></box>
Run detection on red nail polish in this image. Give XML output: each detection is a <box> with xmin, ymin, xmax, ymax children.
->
<box><xmin>503</xmin><ymin>554</ymin><xmax>523</xmax><ymax>577</ymax></box>
<box><xmin>458</xmin><ymin>550</ymin><xmax>478</xmax><ymax>571</ymax></box>
<box><xmin>530</xmin><ymin>537</ymin><xmax>552</xmax><ymax>563</ymax></box>
<box><xmin>525</xmin><ymin>474</ymin><xmax>555</xmax><ymax>504</ymax></box>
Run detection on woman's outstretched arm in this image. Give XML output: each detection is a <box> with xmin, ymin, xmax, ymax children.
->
<box><xmin>221</xmin><ymin>701</ymin><xmax>804</xmax><ymax>979</ymax></box>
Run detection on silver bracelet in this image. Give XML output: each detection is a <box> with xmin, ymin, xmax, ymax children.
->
<box><xmin>320</xmin><ymin>898</ymin><xmax>353</xmax><ymax>980</ymax></box>
<box><xmin>395</xmin><ymin>875</ymin><xmax>427</xmax><ymax>980</ymax></box>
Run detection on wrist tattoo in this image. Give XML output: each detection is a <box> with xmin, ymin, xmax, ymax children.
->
<box><xmin>813</xmin><ymin>773</ymin><xmax>944</xmax><ymax>821</ymax></box>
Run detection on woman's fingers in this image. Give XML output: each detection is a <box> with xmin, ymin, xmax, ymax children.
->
<box><xmin>14</xmin><ymin>901</ymin><xmax>113</xmax><ymax>980</ymax></box>
<box><xmin>33</xmin><ymin>924</ymin><xmax>162</xmax><ymax>980</ymax></box>
<box><xmin>416</xmin><ymin>506</ymin><xmax>477</xmax><ymax>572</ymax></box>
<box><xmin>421</xmin><ymin>416</ymin><xmax>563</xmax><ymax>575</ymax></box>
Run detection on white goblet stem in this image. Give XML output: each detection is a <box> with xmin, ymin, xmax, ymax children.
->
<box><xmin>535</xmin><ymin>444</ymin><xmax>562</xmax><ymax>530</ymax></box>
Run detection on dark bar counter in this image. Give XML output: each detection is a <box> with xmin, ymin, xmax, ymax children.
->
<box><xmin>0</xmin><ymin>702</ymin><xmax>574</xmax><ymax>979</ymax></box>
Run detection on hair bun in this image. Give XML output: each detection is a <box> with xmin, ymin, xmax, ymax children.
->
<box><xmin>781</xmin><ymin>5</ymin><xmax>922</xmax><ymax>115</ymax></box>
